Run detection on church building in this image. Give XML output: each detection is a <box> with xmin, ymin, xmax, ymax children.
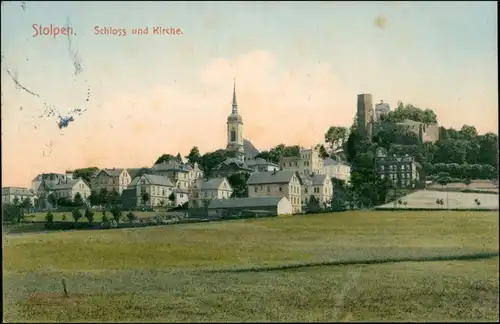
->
<box><xmin>212</xmin><ymin>81</ymin><xmax>263</xmax><ymax>178</ymax></box>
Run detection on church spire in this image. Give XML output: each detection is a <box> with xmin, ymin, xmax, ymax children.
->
<box><xmin>232</xmin><ymin>79</ymin><xmax>238</xmax><ymax>114</ymax></box>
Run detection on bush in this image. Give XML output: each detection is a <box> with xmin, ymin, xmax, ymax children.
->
<box><xmin>111</xmin><ymin>207</ymin><xmax>122</xmax><ymax>223</ymax></box>
<box><xmin>127</xmin><ymin>212</ymin><xmax>137</xmax><ymax>222</ymax></box>
<box><xmin>85</xmin><ymin>208</ymin><xmax>94</xmax><ymax>224</ymax></box>
<box><xmin>62</xmin><ymin>214</ymin><xmax>67</xmax><ymax>221</ymax></box>
<box><xmin>45</xmin><ymin>212</ymin><xmax>54</xmax><ymax>229</ymax></box>
<box><xmin>102</xmin><ymin>214</ymin><xmax>108</xmax><ymax>222</ymax></box>
<box><xmin>71</xmin><ymin>209</ymin><xmax>83</xmax><ymax>223</ymax></box>
<box><xmin>110</xmin><ymin>219</ymin><xmax>118</xmax><ymax>228</ymax></box>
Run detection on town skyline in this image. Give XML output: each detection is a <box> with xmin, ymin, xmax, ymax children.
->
<box><xmin>1</xmin><ymin>1</ymin><xmax>497</xmax><ymax>187</ymax></box>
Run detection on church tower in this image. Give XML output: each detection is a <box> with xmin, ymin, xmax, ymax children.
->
<box><xmin>226</xmin><ymin>80</ymin><xmax>245</xmax><ymax>162</ymax></box>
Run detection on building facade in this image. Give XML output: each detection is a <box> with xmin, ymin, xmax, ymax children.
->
<box><xmin>374</xmin><ymin>100</ymin><xmax>390</xmax><ymax>122</ymax></box>
<box><xmin>247</xmin><ymin>170</ymin><xmax>303</xmax><ymax>213</ymax></box>
<box><xmin>90</xmin><ymin>168</ymin><xmax>132</xmax><ymax>194</ymax></box>
<box><xmin>126</xmin><ymin>174</ymin><xmax>175</xmax><ymax>208</ymax></box>
<box><xmin>396</xmin><ymin>119</ymin><xmax>439</xmax><ymax>143</ymax></box>
<box><xmin>2</xmin><ymin>187</ymin><xmax>35</xmax><ymax>205</ymax></box>
<box><xmin>323</xmin><ymin>158</ymin><xmax>351</xmax><ymax>183</ymax></box>
<box><xmin>280</xmin><ymin>147</ymin><xmax>324</xmax><ymax>175</ymax></box>
<box><xmin>189</xmin><ymin>177</ymin><xmax>233</xmax><ymax>208</ymax></box>
<box><xmin>375</xmin><ymin>149</ymin><xmax>419</xmax><ymax>189</ymax></box>
<box><xmin>207</xmin><ymin>196</ymin><xmax>293</xmax><ymax>217</ymax></box>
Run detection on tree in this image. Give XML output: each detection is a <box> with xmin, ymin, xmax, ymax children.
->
<box><xmin>2</xmin><ymin>204</ymin><xmax>22</xmax><ymax>223</ymax></box>
<box><xmin>227</xmin><ymin>172</ymin><xmax>250</xmax><ymax>198</ymax></box>
<box><xmin>71</xmin><ymin>208</ymin><xmax>83</xmax><ymax>223</ymax></box>
<box><xmin>325</xmin><ymin>126</ymin><xmax>348</xmax><ymax>152</ymax></box>
<box><xmin>154</xmin><ymin>154</ymin><xmax>177</xmax><ymax>165</ymax></box>
<box><xmin>127</xmin><ymin>211</ymin><xmax>137</xmax><ymax>222</ymax></box>
<box><xmin>306</xmin><ymin>195</ymin><xmax>321</xmax><ymax>213</ymax></box>
<box><xmin>47</xmin><ymin>193</ymin><xmax>57</xmax><ymax>208</ymax></box>
<box><xmin>111</xmin><ymin>206</ymin><xmax>122</xmax><ymax>223</ymax></box>
<box><xmin>474</xmin><ymin>198</ymin><xmax>481</xmax><ymax>210</ymax></box>
<box><xmin>84</xmin><ymin>208</ymin><xmax>94</xmax><ymax>225</ymax></box>
<box><xmin>175</xmin><ymin>153</ymin><xmax>183</xmax><ymax>163</ymax></box>
<box><xmin>141</xmin><ymin>192</ymin><xmax>150</xmax><ymax>205</ymax></box>
<box><xmin>380</xmin><ymin>102</ymin><xmax>438</xmax><ymax>124</ymax></box>
<box><xmin>99</xmin><ymin>188</ymin><xmax>109</xmax><ymax>206</ymax></box>
<box><xmin>318</xmin><ymin>144</ymin><xmax>329</xmax><ymax>159</ymax></box>
<box><xmin>12</xmin><ymin>196</ymin><xmax>20</xmax><ymax>206</ymax></box>
<box><xmin>185</xmin><ymin>146</ymin><xmax>202</xmax><ymax>165</ymax></box>
<box><xmin>73</xmin><ymin>167</ymin><xmax>99</xmax><ymax>184</ymax></box>
<box><xmin>88</xmin><ymin>191</ymin><xmax>100</xmax><ymax>206</ymax></box>
<box><xmin>45</xmin><ymin>211</ymin><xmax>54</xmax><ymax>228</ymax></box>
<box><xmin>168</xmin><ymin>192</ymin><xmax>176</xmax><ymax>205</ymax></box>
<box><xmin>108</xmin><ymin>190</ymin><xmax>121</xmax><ymax>206</ymax></box>
<box><xmin>200</xmin><ymin>150</ymin><xmax>229</xmax><ymax>177</ymax></box>
<box><xmin>403</xmin><ymin>201</ymin><xmax>408</xmax><ymax>208</ymax></box>
<box><xmin>463</xmin><ymin>177</ymin><xmax>472</xmax><ymax>188</ymax></box>
<box><xmin>73</xmin><ymin>192</ymin><xmax>83</xmax><ymax>206</ymax></box>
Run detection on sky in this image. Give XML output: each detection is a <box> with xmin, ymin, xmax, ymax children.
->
<box><xmin>1</xmin><ymin>1</ymin><xmax>498</xmax><ymax>187</ymax></box>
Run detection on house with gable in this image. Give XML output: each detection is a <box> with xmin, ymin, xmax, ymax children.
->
<box><xmin>189</xmin><ymin>177</ymin><xmax>233</xmax><ymax>208</ymax></box>
<box><xmin>247</xmin><ymin>170</ymin><xmax>303</xmax><ymax>213</ymax></box>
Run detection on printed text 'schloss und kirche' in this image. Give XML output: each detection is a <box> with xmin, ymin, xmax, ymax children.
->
<box><xmin>32</xmin><ymin>24</ymin><xmax>183</xmax><ymax>38</ymax></box>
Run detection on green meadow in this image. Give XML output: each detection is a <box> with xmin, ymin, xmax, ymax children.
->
<box><xmin>3</xmin><ymin>211</ymin><xmax>499</xmax><ymax>322</ymax></box>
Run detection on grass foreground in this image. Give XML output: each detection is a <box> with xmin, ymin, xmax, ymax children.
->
<box><xmin>3</xmin><ymin>211</ymin><xmax>499</xmax><ymax>322</ymax></box>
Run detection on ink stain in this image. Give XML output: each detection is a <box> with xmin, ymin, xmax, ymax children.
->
<box><xmin>65</xmin><ymin>17</ymin><xmax>83</xmax><ymax>76</ymax></box>
<box><xmin>374</xmin><ymin>15</ymin><xmax>387</xmax><ymax>29</ymax></box>
<box><xmin>5</xmin><ymin>68</ymin><xmax>40</xmax><ymax>97</ymax></box>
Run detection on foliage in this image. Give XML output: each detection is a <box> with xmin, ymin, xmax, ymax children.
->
<box><xmin>2</xmin><ymin>204</ymin><xmax>23</xmax><ymax>223</ymax></box>
<box><xmin>88</xmin><ymin>191</ymin><xmax>101</xmax><ymax>206</ymax></box>
<box><xmin>324</xmin><ymin>126</ymin><xmax>348</xmax><ymax>151</ymax></box>
<box><xmin>47</xmin><ymin>193</ymin><xmax>57</xmax><ymax>207</ymax></box>
<box><xmin>255</xmin><ymin>144</ymin><xmax>302</xmax><ymax>165</ymax></box>
<box><xmin>111</xmin><ymin>206</ymin><xmax>122</xmax><ymax>223</ymax></box>
<box><xmin>175</xmin><ymin>153</ymin><xmax>183</xmax><ymax>163</ymax></box>
<box><xmin>102</xmin><ymin>212</ymin><xmax>108</xmax><ymax>223</ymax></box>
<box><xmin>127</xmin><ymin>212</ymin><xmax>137</xmax><ymax>222</ymax></box>
<box><xmin>84</xmin><ymin>208</ymin><xmax>94</xmax><ymax>225</ymax></box>
<box><xmin>330</xmin><ymin>178</ymin><xmax>350</xmax><ymax>211</ymax></box>
<box><xmin>141</xmin><ymin>192</ymin><xmax>150</xmax><ymax>205</ymax></box>
<box><xmin>318</xmin><ymin>144</ymin><xmax>329</xmax><ymax>159</ymax></box>
<box><xmin>108</xmin><ymin>190</ymin><xmax>121</xmax><ymax>206</ymax></box>
<box><xmin>228</xmin><ymin>172</ymin><xmax>250</xmax><ymax>198</ymax></box>
<box><xmin>73</xmin><ymin>192</ymin><xmax>84</xmax><ymax>206</ymax></box>
<box><xmin>200</xmin><ymin>149</ymin><xmax>230</xmax><ymax>177</ymax></box>
<box><xmin>185</xmin><ymin>146</ymin><xmax>202</xmax><ymax>165</ymax></box>
<box><xmin>379</xmin><ymin>102</ymin><xmax>438</xmax><ymax>124</ymax></box>
<box><xmin>306</xmin><ymin>195</ymin><xmax>321</xmax><ymax>213</ymax></box>
<box><xmin>73</xmin><ymin>167</ymin><xmax>99</xmax><ymax>184</ymax></box>
<box><xmin>154</xmin><ymin>154</ymin><xmax>177</xmax><ymax>165</ymax></box>
<box><xmin>71</xmin><ymin>209</ymin><xmax>83</xmax><ymax>223</ymax></box>
<box><xmin>168</xmin><ymin>192</ymin><xmax>175</xmax><ymax>203</ymax></box>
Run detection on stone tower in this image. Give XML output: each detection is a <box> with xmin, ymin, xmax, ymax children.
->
<box><xmin>226</xmin><ymin>80</ymin><xmax>245</xmax><ymax>162</ymax></box>
<box><xmin>357</xmin><ymin>93</ymin><xmax>374</xmax><ymax>139</ymax></box>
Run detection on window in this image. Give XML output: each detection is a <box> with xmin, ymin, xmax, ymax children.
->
<box><xmin>279</xmin><ymin>186</ymin><xmax>283</xmax><ymax>192</ymax></box>
<box><xmin>180</xmin><ymin>193</ymin><xmax>184</xmax><ymax>198</ymax></box>
<box><xmin>267</xmin><ymin>186</ymin><xmax>270</xmax><ymax>193</ymax></box>
<box><xmin>254</xmin><ymin>187</ymin><xmax>258</xmax><ymax>193</ymax></box>
<box><xmin>162</xmin><ymin>189</ymin><xmax>165</xmax><ymax>196</ymax></box>
<box><xmin>230</xmin><ymin>129</ymin><xmax>236</xmax><ymax>142</ymax></box>
<box><xmin>305</xmin><ymin>188</ymin><xmax>308</xmax><ymax>194</ymax></box>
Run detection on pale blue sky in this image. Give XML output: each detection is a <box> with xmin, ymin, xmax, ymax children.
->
<box><xmin>1</xmin><ymin>1</ymin><xmax>497</xmax><ymax>186</ymax></box>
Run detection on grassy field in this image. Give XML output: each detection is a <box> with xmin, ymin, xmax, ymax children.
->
<box><xmin>3</xmin><ymin>211</ymin><xmax>499</xmax><ymax>322</ymax></box>
<box><xmin>23</xmin><ymin>210</ymin><xmax>161</xmax><ymax>222</ymax></box>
